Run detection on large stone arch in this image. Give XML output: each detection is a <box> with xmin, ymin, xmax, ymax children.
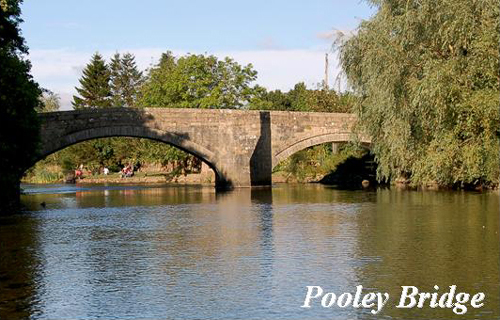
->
<box><xmin>272</xmin><ymin>133</ymin><xmax>371</xmax><ymax>169</ymax></box>
<box><xmin>33</xmin><ymin>125</ymin><xmax>223</xmax><ymax>183</ymax></box>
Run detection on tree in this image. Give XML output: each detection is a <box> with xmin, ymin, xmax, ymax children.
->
<box><xmin>138</xmin><ymin>51</ymin><xmax>261</xmax><ymax>108</ymax></box>
<box><xmin>72</xmin><ymin>52</ymin><xmax>112</xmax><ymax>109</ymax></box>
<box><xmin>37</xmin><ymin>90</ymin><xmax>60</xmax><ymax>112</ymax></box>
<box><xmin>250</xmin><ymin>82</ymin><xmax>353</xmax><ymax>113</ymax></box>
<box><xmin>339</xmin><ymin>0</ymin><xmax>499</xmax><ymax>188</ymax></box>
<box><xmin>0</xmin><ymin>0</ymin><xmax>42</xmax><ymax>212</ymax></box>
<box><xmin>110</xmin><ymin>52</ymin><xmax>143</xmax><ymax>107</ymax></box>
<box><xmin>69</xmin><ymin>53</ymin><xmax>118</xmax><ymax>174</ymax></box>
<box><xmin>306</xmin><ymin>88</ymin><xmax>354</xmax><ymax>113</ymax></box>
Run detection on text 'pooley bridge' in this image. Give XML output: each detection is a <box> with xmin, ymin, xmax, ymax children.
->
<box><xmin>38</xmin><ymin>108</ymin><xmax>370</xmax><ymax>188</ymax></box>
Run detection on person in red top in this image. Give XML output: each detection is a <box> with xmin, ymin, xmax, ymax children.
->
<box><xmin>75</xmin><ymin>169</ymin><xmax>82</xmax><ymax>179</ymax></box>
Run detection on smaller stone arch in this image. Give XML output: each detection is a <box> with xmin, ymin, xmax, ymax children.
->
<box><xmin>272</xmin><ymin>133</ymin><xmax>371</xmax><ymax>169</ymax></box>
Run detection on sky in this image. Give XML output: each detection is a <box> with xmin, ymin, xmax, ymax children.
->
<box><xmin>20</xmin><ymin>0</ymin><xmax>375</xmax><ymax>110</ymax></box>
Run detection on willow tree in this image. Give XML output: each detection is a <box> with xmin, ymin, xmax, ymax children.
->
<box><xmin>37</xmin><ymin>90</ymin><xmax>60</xmax><ymax>112</ymax></box>
<box><xmin>339</xmin><ymin>0</ymin><xmax>499</xmax><ymax>187</ymax></box>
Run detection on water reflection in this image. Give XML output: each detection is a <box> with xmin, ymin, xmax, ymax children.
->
<box><xmin>353</xmin><ymin>190</ymin><xmax>500</xmax><ymax>319</ymax></box>
<box><xmin>0</xmin><ymin>184</ymin><xmax>497</xmax><ymax>319</ymax></box>
<box><xmin>0</xmin><ymin>215</ymin><xmax>41</xmax><ymax>318</ymax></box>
<box><xmin>21</xmin><ymin>184</ymin><xmax>217</xmax><ymax>210</ymax></box>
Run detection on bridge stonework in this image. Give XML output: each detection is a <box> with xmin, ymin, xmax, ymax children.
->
<box><xmin>37</xmin><ymin>108</ymin><xmax>369</xmax><ymax>188</ymax></box>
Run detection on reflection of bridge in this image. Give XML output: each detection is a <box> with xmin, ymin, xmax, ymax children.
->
<box><xmin>37</xmin><ymin>108</ymin><xmax>370</xmax><ymax>188</ymax></box>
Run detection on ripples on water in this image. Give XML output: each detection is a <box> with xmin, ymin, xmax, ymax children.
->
<box><xmin>0</xmin><ymin>184</ymin><xmax>498</xmax><ymax>319</ymax></box>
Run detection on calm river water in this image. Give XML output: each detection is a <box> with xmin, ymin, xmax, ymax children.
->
<box><xmin>0</xmin><ymin>184</ymin><xmax>498</xmax><ymax>319</ymax></box>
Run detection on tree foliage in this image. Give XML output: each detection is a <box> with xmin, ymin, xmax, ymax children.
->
<box><xmin>339</xmin><ymin>0</ymin><xmax>499</xmax><ymax>187</ymax></box>
<box><xmin>72</xmin><ymin>52</ymin><xmax>112</xmax><ymax>109</ymax></box>
<box><xmin>110</xmin><ymin>52</ymin><xmax>143</xmax><ymax>107</ymax></box>
<box><xmin>0</xmin><ymin>0</ymin><xmax>41</xmax><ymax>211</ymax></box>
<box><xmin>37</xmin><ymin>90</ymin><xmax>60</xmax><ymax>112</ymax></box>
<box><xmin>138</xmin><ymin>51</ymin><xmax>262</xmax><ymax>108</ymax></box>
<box><xmin>250</xmin><ymin>82</ymin><xmax>354</xmax><ymax>113</ymax></box>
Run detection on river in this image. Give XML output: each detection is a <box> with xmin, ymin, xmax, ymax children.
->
<box><xmin>0</xmin><ymin>184</ymin><xmax>498</xmax><ymax>319</ymax></box>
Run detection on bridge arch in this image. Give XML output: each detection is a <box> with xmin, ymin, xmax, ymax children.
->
<box><xmin>272</xmin><ymin>133</ymin><xmax>371</xmax><ymax>169</ymax></box>
<box><xmin>32</xmin><ymin>125</ymin><xmax>223</xmax><ymax>183</ymax></box>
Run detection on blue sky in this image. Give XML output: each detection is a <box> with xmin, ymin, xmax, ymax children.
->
<box><xmin>21</xmin><ymin>0</ymin><xmax>374</xmax><ymax>109</ymax></box>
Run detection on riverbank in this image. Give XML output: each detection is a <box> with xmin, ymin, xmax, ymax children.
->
<box><xmin>22</xmin><ymin>169</ymin><xmax>497</xmax><ymax>191</ymax></box>
<box><xmin>22</xmin><ymin>172</ymin><xmax>293</xmax><ymax>185</ymax></box>
<box><xmin>71</xmin><ymin>171</ymin><xmax>215</xmax><ymax>185</ymax></box>
<box><xmin>21</xmin><ymin>171</ymin><xmax>289</xmax><ymax>184</ymax></box>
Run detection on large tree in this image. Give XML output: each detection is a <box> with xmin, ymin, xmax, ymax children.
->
<box><xmin>72</xmin><ymin>52</ymin><xmax>112</xmax><ymax>109</ymax></box>
<box><xmin>70</xmin><ymin>53</ymin><xmax>115</xmax><ymax>173</ymax></box>
<box><xmin>110</xmin><ymin>52</ymin><xmax>143</xmax><ymax>107</ymax></box>
<box><xmin>339</xmin><ymin>0</ymin><xmax>499</xmax><ymax>188</ymax></box>
<box><xmin>0</xmin><ymin>0</ymin><xmax>42</xmax><ymax>212</ymax></box>
<box><xmin>138</xmin><ymin>51</ymin><xmax>262</xmax><ymax>108</ymax></box>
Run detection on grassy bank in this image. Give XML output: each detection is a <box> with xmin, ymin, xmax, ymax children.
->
<box><xmin>22</xmin><ymin>165</ymin><xmax>215</xmax><ymax>185</ymax></box>
<box><xmin>22</xmin><ymin>162</ymin><xmax>64</xmax><ymax>183</ymax></box>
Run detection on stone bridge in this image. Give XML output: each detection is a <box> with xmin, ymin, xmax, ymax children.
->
<box><xmin>37</xmin><ymin>108</ymin><xmax>370</xmax><ymax>188</ymax></box>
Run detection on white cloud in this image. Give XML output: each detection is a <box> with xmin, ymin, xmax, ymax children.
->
<box><xmin>256</xmin><ymin>37</ymin><xmax>284</xmax><ymax>50</ymax></box>
<box><xmin>28</xmin><ymin>47</ymin><xmax>346</xmax><ymax>110</ymax></box>
<box><xmin>316</xmin><ymin>28</ymin><xmax>357</xmax><ymax>49</ymax></box>
<box><xmin>317</xmin><ymin>29</ymin><xmax>339</xmax><ymax>41</ymax></box>
<box><xmin>224</xmin><ymin>49</ymin><xmax>342</xmax><ymax>91</ymax></box>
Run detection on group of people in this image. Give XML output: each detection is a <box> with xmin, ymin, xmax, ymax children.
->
<box><xmin>74</xmin><ymin>164</ymin><xmax>85</xmax><ymax>179</ymax></box>
<box><xmin>120</xmin><ymin>165</ymin><xmax>134</xmax><ymax>178</ymax></box>
<box><xmin>73</xmin><ymin>164</ymin><xmax>133</xmax><ymax>179</ymax></box>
